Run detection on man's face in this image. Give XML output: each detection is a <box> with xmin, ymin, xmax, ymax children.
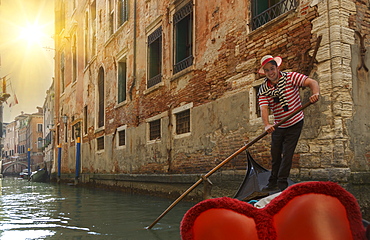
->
<box><xmin>263</xmin><ymin>62</ymin><xmax>280</xmax><ymax>83</ymax></box>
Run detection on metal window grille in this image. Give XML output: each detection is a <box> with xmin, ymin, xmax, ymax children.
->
<box><xmin>174</xmin><ymin>2</ymin><xmax>193</xmax><ymax>24</ymax></box>
<box><xmin>176</xmin><ymin>109</ymin><xmax>190</xmax><ymax>134</ymax></box>
<box><xmin>149</xmin><ymin>119</ymin><xmax>161</xmax><ymax>140</ymax></box>
<box><xmin>118</xmin><ymin>129</ymin><xmax>125</xmax><ymax>146</ymax></box>
<box><xmin>174</xmin><ymin>55</ymin><xmax>193</xmax><ymax>74</ymax></box>
<box><xmin>173</xmin><ymin>2</ymin><xmax>193</xmax><ymax>74</ymax></box>
<box><xmin>252</xmin><ymin>0</ymin><xmax>298</xmax><ymax>30</ymax></box>
<box><xmin>97</xmin><ymin>136</ymin><xmax>104</xmax><ymax>150</ymax></box>
<box><xmin>147</xmin><ymin>27</ymin><xmax>162</xmax><ymax>88</ymax></box>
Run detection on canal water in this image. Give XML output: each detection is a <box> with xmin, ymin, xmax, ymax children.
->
<box><xmin>0</xmin><ymin>177</ymin><xmax>195</xmax><ymax>240</ymax></box>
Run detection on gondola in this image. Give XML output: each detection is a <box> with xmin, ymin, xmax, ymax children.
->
<box><xmin>180</xmin><ymin>152</ymin><xmax>370</xmax><ymax>240</ymax></box>
<box><xmin>29</xmin><ymin>168</ymin><xmax>49</xmax><ymax>183</ymax></box>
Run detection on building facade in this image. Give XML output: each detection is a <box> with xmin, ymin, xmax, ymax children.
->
<box><xmin>43</xmin><ymin>80</ymin><xmax>55</xmax><ymax>172</ymax></box>
<box><xmin>53</xmin><ymin>0</ymin><xmax>370</xmax><ymax>217</ymax></box>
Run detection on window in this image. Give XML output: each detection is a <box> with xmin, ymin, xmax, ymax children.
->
<box><xmin>254</xmin><ymin>85</ymin><xmax>261</xmax><ymax>118</ymax></box>
<box><xmin>97</xmin><ymin>136</ymin><xmax>104</xmax><ymax>150</ymax></box>
<box><xmin>72</xmin><ymin>34</ymin><xmax>77</xmax><ymax>82</ymax></box>
<box><xmin>56</xmin><ymin>1</ymin><xmax>65</xmax><ymax>34</ymax></box>
<box><xmin>118</xmin><ymin>129</ymin><xmax>125</xmax><ymax>146</ymax></box>
<box><xmin>108</xmin><ymin>0</ymin><xmax>115</xmax><ymax>35</ymax></box>
<box><xmin>251</xmin><ymin>0</ymin><xmax>298</xmax><ymax>30</ymax></box>
<box><xmin>149</xmin><ymin>119</ymin><xmax>161</xmax><ymax>140</ymax></box>
<box><xmin>118</xmin><ymin>0</ymin><xmax>128</xmax><ymax>27</ymax></box>
<box><xmin>173</xmin><ymin>2</ymin><xmax>193</xmax><ymax>74</ymax></box>
<box><xmin>37</xmin><ymin>124</ymin><xmax>43</xmax><ymax>132</ymax></box>
<box><xmin>98</xmin><ymin>67</ymin><xmax>105</xmax><ymax>128</ymax></box>
<box><xmin>91</xmin><ymin>0</ymin><xmax>97</xmax><ymax>57</ymax></box>
<box><xmin>60</xmin><ymin>51</ymin><xmax>65</xmax><ymax>92</ymax></box>
<box><xmin>37</xmin><ymin>137</ymin><xmax>43</xmax><ymax>149</ymax></box>
<box><xmin>72</xmin><ymin>122</ymin><xmax>81</xmax><ymax>141</ymax></box>
<box><xmin>147</xmin><ymin>26</ymin><xmax>162</xmax><ymax>88</ymax></box>
<box><xmin>83</xmin><ymin>106</ymin><xmax>88</xmax><ymax>135</ymax></box>
<box><xmin>175</xmin><ymin>109</ymin><xmax>190</xmax><ymax>135</ymax></box>
<box><xmin>64</xmin><ymin>123</ymin><xmax>68</xmax><ymax>143</ymax></box>
<box><xmin>84</xmin><ymin>12</ymin><xmax>89</xmax><ymax>65</ymax></box>
<box><xmin>118</xmin><ymin>59</ymin><xmax>127</xmax><ymax>103</ymax></box>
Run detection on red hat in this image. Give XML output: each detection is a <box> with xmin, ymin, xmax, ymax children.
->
<box><xmin>258</xmin><ymin>55</ymin><xmax>282</xmax><ymax>74</ymax></box>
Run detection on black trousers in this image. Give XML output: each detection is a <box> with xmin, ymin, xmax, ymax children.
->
<box><xmin>269</xmin><ymin>120</ymin><xmax>304</xmax><ymax>190</ymax></box>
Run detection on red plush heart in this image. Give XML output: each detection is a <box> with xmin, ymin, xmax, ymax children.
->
<box><xmin>180</xmin><ymin>181</ymin><xmax>367</xmax><ymax>240</ymax></box>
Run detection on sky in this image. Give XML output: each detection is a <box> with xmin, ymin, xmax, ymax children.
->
<box><xmin>0</xmin><ymin>0</ymin><xmax>55</xmax><ymax>123</ymax></box>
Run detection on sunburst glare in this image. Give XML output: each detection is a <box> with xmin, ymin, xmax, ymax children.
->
<box><xmin>18</xmin><ymin>21</ymin><xmax>50</xmax><ymax>48</ymax></box>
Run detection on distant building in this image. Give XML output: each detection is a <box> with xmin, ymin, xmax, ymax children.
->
<box><xmin>43</xmin><ymin>80</ymin><xmax>55</xmax><ymax>172</ymax></box>
<box><xmin>2</xmin><ymin>108</ymin><xmax>44</xmax><ymax>175</ymax></box>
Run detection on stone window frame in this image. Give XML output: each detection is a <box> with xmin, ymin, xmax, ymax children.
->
<box><xmin>117</xmin><ymin>57</ymin><xmax>127</xmax><ymax>104</ymax></box>
<box><xmin>172</xmin><ymin>102</ymin><xmax>193</xmax><ymax>139</ymax></box>
<box><xmin>97</xmin><ymin>136</ymin><xmax>105</xmax><ymax>151</ymax></box>
<box><xmin>146</xmin><ymin>112</ymin><xmax>166</xmax><ymax>144</ymax></box>
<box><xmin>116</xmin><ymin>125</ymin><xmax>127</xmax><ymax>149</ymax></box>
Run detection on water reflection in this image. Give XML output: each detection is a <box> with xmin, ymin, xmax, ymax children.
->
<box><xmin>0</xmin><ymin>178</ymin><xmax>194</xmax><ymax>240</ymax></box>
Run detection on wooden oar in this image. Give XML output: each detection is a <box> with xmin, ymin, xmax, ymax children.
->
<box><xmin>147</xmin><ymin>101</ymin><xmax>312</xmax><ymax>229</ymax></box>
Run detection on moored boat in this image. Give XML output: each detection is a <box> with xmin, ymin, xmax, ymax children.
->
<box><xmin>29</xmin><ymin>169</ymin><xmax>49</xmax><ymax>183</ymax></box>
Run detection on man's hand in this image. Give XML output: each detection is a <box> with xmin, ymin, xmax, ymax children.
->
<box><xmin>309</xmin><ymin>93</ymin><xmax>320</xmax><ymax>103</ymax></box>
<box><xmin>265</xmin><ymin>124</ymin><xmax>275</xmax><ymax>133</ymax></box>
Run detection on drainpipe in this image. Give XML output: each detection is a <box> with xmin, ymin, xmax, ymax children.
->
<box><xmin>129</xmin><ymin>0</ymin><xmax>137</xmax><ymax>101</ymax></box>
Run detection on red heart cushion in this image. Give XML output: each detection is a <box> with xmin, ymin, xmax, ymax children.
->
<box><xmin>180</xmin><ymin>181</ymin><xmax>367</xmax><ymax>240</ymax></box>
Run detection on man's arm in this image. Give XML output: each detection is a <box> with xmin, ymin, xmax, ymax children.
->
<box><xmin>303</xmin><ymin>77</ymin><xmax>320</xmax><ymax>103</ymax></box>
<box><xmin>261</xmin><ymin>105</ymin><xmax>275</xmax><ymax>133</ymax></box>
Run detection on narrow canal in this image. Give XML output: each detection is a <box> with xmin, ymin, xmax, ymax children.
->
<box><xmin>0</xmin><ymin>177</ymin><xmax>194</xmax><ymax>240</ymax></box>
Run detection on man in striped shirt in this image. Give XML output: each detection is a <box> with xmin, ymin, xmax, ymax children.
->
<box><xmin>258</xmin><ymin>55</ymin><xmax>320</xmax><ymax>192</ymax></box>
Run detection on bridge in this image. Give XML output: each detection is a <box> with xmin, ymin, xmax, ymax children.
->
<box><xmin>0</xmin><ymin>156</ymin><xmax>29</xmax><ymax>176</ymax></box>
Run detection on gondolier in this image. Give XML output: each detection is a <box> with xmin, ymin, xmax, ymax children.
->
<box><xmin>258</xmin><ymin>55</ymin><xmax>320</xmax><ymax>192</ymax></box>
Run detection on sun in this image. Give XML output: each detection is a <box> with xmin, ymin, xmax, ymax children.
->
<box><xmin>18</xmin><ymin>22</ymin><xmax>48</xmax><ymax>47</ymax></box>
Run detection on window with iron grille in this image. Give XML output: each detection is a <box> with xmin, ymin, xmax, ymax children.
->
<box><xmin>147</xmin><ymin>26</ymin><xmax>162</xmax><ymax>88</ymax></box>
<box><xmin>176</xmin><ymin>109</ymin><xmax>190</xmax><ymax>135</ymax></box>
<box><xmin>97</xmin><ymin>136</ymin><xmax>104</xmax><ymax>150</ymax></box>
<box><xmin>252</xmin><ymin>0</ymin><xmax>298</xmax><ymax>30</ymax></box>
<box><xmin>118</xmin><ymin>60</ymin><xmax>127</xmax><ymax>103</ymax></box>
<box><xmin>118</xmin><ymin>129</ymin><xmax>126</xmax><ymax>146</ymax></box>
<box><xmin>173</xmin><ymin>2</ymin><xmax>193</xmax><ymax>74</ymax></box>
<box><xmin>98</xmin><ymin>67</ymin><xmax>105</xmax><ymax>128</ymax></box>
<box><xmin>118</xmin><ymin>0</ymin><xmax>128</xmax><ymax>26</ymax></box>
<box><xmin>149</xmin><ymin>119</ymin><xmax>161</xmax><ymax>140</ymax></box>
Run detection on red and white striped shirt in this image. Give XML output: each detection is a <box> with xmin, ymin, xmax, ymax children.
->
<box><xmin>258</xmin><ymin>72</ymin><xmax>307</xmax><ymax>128</ymax></box>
